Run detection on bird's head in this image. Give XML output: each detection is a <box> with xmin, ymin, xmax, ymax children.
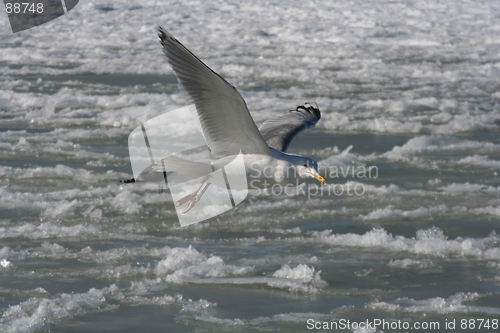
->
<box><xmin>299</xmin><ymin>158</ymin><xmax>326</xmax><ymax>185</ymax></box>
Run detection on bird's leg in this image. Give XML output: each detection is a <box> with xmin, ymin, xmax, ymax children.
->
<box><xmin>183</xmin><ymin>182</ymin><xmax>211</xmax><ymax>214</ymax></box>
<box><xmin>176</xmin><ymin>175</ymin><xmax>209</xmax><ymax>207</ymax></box>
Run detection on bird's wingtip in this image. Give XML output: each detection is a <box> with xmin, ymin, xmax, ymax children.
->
<box><xmin>157</xmin><ymin>26</ymin><xmax>175</xmax><ymax>40</ymax></box>
<box><xmin>295</xmin><ymin>102</ymin><xmax>321</xmax><ymax>119</ymax></box>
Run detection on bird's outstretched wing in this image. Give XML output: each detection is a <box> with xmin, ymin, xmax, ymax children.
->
<box><xmin>158</xmin><ymin>27</ymin><xmax>269</xmax><ymax>156</ymax></box>
<box><xmin>259</xmin><ymin>103</ymin><xmax>321</xmax><ymax>152</ymax></box>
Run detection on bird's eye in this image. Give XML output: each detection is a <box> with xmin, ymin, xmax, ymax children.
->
<box><xmin>303</xmin><ymin>164</ymin><xmax>308</xmax><ymax>167</ymax></box>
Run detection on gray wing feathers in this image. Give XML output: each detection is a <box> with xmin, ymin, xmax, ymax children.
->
<box><xmin>158</xmin><ymin>27</ymin><xmax>269</xmax><ymax>156</ymax></box>
<box><xmin>259</xmin><ymin>103</ymin><xmax>321</xmax><ymax>152</ymax></box>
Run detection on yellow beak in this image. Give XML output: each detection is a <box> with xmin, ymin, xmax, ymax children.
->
<box><xmin>314</xmin><ymin>173</ymin><xmax>326</xmax><ymax>185</ymax></box>
<box><xmin>307</xmin><ymin>172</ymin><xmax>326</xmax><ymax>185</ymax></box>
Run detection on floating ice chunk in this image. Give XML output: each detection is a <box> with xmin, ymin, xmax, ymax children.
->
<box><xmin>457</xmin><ymin>155</ymin><xmax>500</xmax><ymax>169</ymax></box>
<box><xmin>366</xmin><ymin>292</ymin><xmax>500</xmax><ymax>315</ymax></box>
<box><xmin>0</xmin><ymin>283</ymin><xmax>194</xmax><ymax>332</ymax></box>
<box><xmin>0</xmin><ymin>286</ymin><xmax>115</xmax><ymax>333</ymax></box>
<box><xmin>250</xmin><ymin>311</ymin><xmax>333</xmax><ymax>325</ymax></box>
<box><xmin>107</xmin><ymin>190</ymin><xmax>144</xmax><ymax>214</ymax></box>
<box><xmin>40</xmin><ymin>242</ymin><xmax>72</xmax><ymax>259</ymax></box>
<box><xmin>430</xmin><ymin>112</ymin><xmax>453</xmax><ymax>124</ymax></box>
<box><xmin>155</xmin><ymin>245</ymin><xmax>253</xmax><ymax>283</ymax></box>
<box><xmin>0</xmin><ymin>164</ymin><xmax>128</xmax><ymax>182</ymax></box>
<box><xmin>387</xmin><ymin>259</ymin><xmax>434</xmax><ymax>269</ymax></box>
<box><xmin>0</xmin><ymin>246</ymin><xmax>30</xmax><ymax>260</ymax></box>
<box><xmin>0</xmin><ymin>222</ymin><xmax>101</xmax><ymax>240</ymax></box>
<box><xmin>87</xmin><ymin>264</ymin><xmax>152</xmax><ymax>280</ymax></box>
<box><xmin>311</xmin><ymin>226</ymin><xmax>495</xmax><ymax>258</ymax></box>
<box><xmin>0</xmin><ymin>258</ymin><xmax>11</xmax><ymax>268</ymax></box>
<box><xmin>272</xmin><ymin>264</ymin><xmax>317</xmax><ymax>282</ymax></box>
<box><xmin>382</xmin><ymin>135</ymin><xmax>498</xmax><ymax>162</ymax></box>
<box><xmin>194</xmin><ymin>314</ymin><xmax>245</xmax><ymax>325</ymax></box>
<box><xmin>155</xmin><ymin>245</ymin><xmax>210</xmax><ymax>275</ymax></box>
<box><xmin>41</xmin><ymin>199</ymin><xmax>80</xmax><ymax>219</ymax></box>
<box><xmin>269</xmin><ymin>264</ymin><xmax>327</xmax><ymax>293</ymax></box>
<box><xmin>181</xmin><ymin>299</ymin><xmax>215</xmax><ymax>312</ymax></box>
<box><xmin>154</xmin><ymin>248</ymin><xmax>326</xmax><ymax>293</ymax></box>
<box><xmin>359</xmin><ymin>205</ymin><xmax>448</xmax><ymax>220</ymax></box>
<box><xmin>440</xmin><ymin>183</ymin><xmax>498</xmax><ymax>194</ymax></box>
<box><xmin>473</xmin><ymin>206</ymin><xmax>500</xmax><ymax>217</ymax></box>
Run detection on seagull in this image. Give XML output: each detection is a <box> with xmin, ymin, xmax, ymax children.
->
<box><xmin>124</xmin><ymin>27</ymin><xmax>326</xmax><ymax>213</ymax></box>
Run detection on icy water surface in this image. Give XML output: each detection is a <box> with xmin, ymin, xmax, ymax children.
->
<box><xmin>1</xmin><ymin>0</ymin><xmax>500</xmax><ymax>332</ymax></box>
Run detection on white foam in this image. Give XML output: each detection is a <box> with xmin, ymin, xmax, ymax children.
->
<box><xmin>0</xmin><ymin>243</ymin><xmax>78</xmax><ymax>264</ymax></box>
<box><xmin>237</xmin><ymin>253</ymin><xmax>318</xmax><ymax>268</ymax></box>
<box><xmin>0</xmin><ymin>247</ymin><xmax>30</xmax><ymax>261</ymax></box>
<box><xmin>272</xmin><ymin>264</ymin><xmax>318</xmax><ymax>281</ymax></box>
<box><xmin>319</xmin><ymin>145</ymin><xmax>364</xmax><ymax>170</ymax></box>
<box><xmin>0</xmin><ymin>87</ymin><xmax>183</xmax><ymax>138</ymax></box>
<box><xmin>155</xmin><ymin>245</ymin><xmax>254</xmax><ymax>283</ymax></box>
<box><xmin>181</xmin><ymin>298</ymin><xmax>215</xmax><ymax>312</ymax></box>
<box><xmin>387</xmin><ymin>259</ymin><xmax>434</xmax><ymax>269</ymax></box>
<box><xmin>193</xmin><ymin>314</ymin><xmax>245</xmax><ymax>325</ymax></box>
<box><xmin>1</xmin><ymin>0</ymin><xmax>498</xmax><ymax>135</ymax></box>
<box><xmin>306</xmin><ymin>227</ymin><xmax>498</xmax><ymax>259</ymax></box>
<box><xmin>319</xmin><ymin>111</ymin><xmax>499</xmax><ymax>135</ymax></box>
<box><xmin>457</xmin><ymin>155</ymin><xmax>500</xmax><ymax>169</ymax></box>
<box><xmin>486</xmin><ymin>261</ymin><xmax>500</xmax><ymax>270</ymax></box>
<box><xmin>270</xmin><ymin>264</ymin><xmax>327</xmax><ymax>293</ymax></box>
<box><xmin>439</xmin><ymin>183</ymin><xmax>499</xmax><ymax>194</ymax></box>
<box><xmin>0</xmin><ymin>165</ymin><xmax>130</xmax><ymax>183</ymax></box>
<box><xmin>381</xmin><ymin>135</ymin><xmax>499</xmax><ymax>163</ymax></box>
<box><xmin>106</xmin><ymin>191</ymin><xmax>145</xmax><ymax>214</ymax></box>
<box><xmin>359</xmin><ymin>205</ymin><xmax>448</xmax><ymax>220</ymax></box>
<box><xmin>242</xmin><ymin>199</ymin><xmax>304</xmax><ymax>212</ymax></box>
<box><xmin>472</xmin><ymin>206</ymin><xmax>500</xmax><ymax>217</ymax></box>
<box><xmin>367</xmin><ymin>206</ymin><xmax>416</xmax><ymax>221</ymax></box>
<box><xmin>320</xmin><ymin>112</ymin><xmax>424</xmax><ymax>134</ymax></box>
<box><xmin>250</xmin><ymin>312</ymin><xmax>333</xmax><ymax>325</ymax></box>
<box><xmin>0</xmin><ymin>282</ymin><xmax>197</xmax><ymax>332</ymax></box>
<box><xmin>0</xmin><ymin>183</ymin><xmax>174</xmax><ymax>222</ymax></box>
<box><xmin>0</xmin><ymin>222</ymin><xmax>101</xmax><ymax>240</ymax></box>
<box><xmin>366</xmin><ymin>292</ymin><xmax>500</xmax><ymax>315</ymax></box>
<box><xmin>0</xmin><ymin>286</ymin><xmax>116</xmax><ymax>333</ymax></box>
<box><xmin>0</xmin><ymin>258</ymin><xmax>12</xmax><ymax>268</ymax></box>
<box><xmin>79</xmin><ymin>245</ymin><xmax>172</xmax><ymax>264</ymax></box>
<box><xmin>0</xmin><ymin>243</ymin><xmax>167</xmax><ymax>266</ymax></box>
<box><xmin>190</xmin><ymin>273</ymin><xmax>328</xmax><ymax>294</ymax></box>
<box><xmin>85</xmin><ymin>264</ymin><xmax>152</xmax><ymax>280</ymax></box>
<box><xmin>154</xmin><ymin>246</ymin><xmax>328</xmax><ymax>293</ymax></box>
<box><xmin>121</xmin><ymin>294</ymin><xmax>182</xmax><ymax>306</ymax></box>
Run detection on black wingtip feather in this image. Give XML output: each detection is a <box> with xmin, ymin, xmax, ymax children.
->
<box><xmin>294</xmin><ymin>102</ymin><xmax>321</xmax><ymax>119</ymax></box>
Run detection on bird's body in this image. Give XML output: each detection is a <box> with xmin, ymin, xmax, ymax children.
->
<box><xmin>135</xmin><ymin>147</ymin><xmax>318</xmax><ymax>189</ymax></box>
<box><xmin>125</xmin><ymin>27</ymin><xmax>325</xmax><ymax>213</ymax></box>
